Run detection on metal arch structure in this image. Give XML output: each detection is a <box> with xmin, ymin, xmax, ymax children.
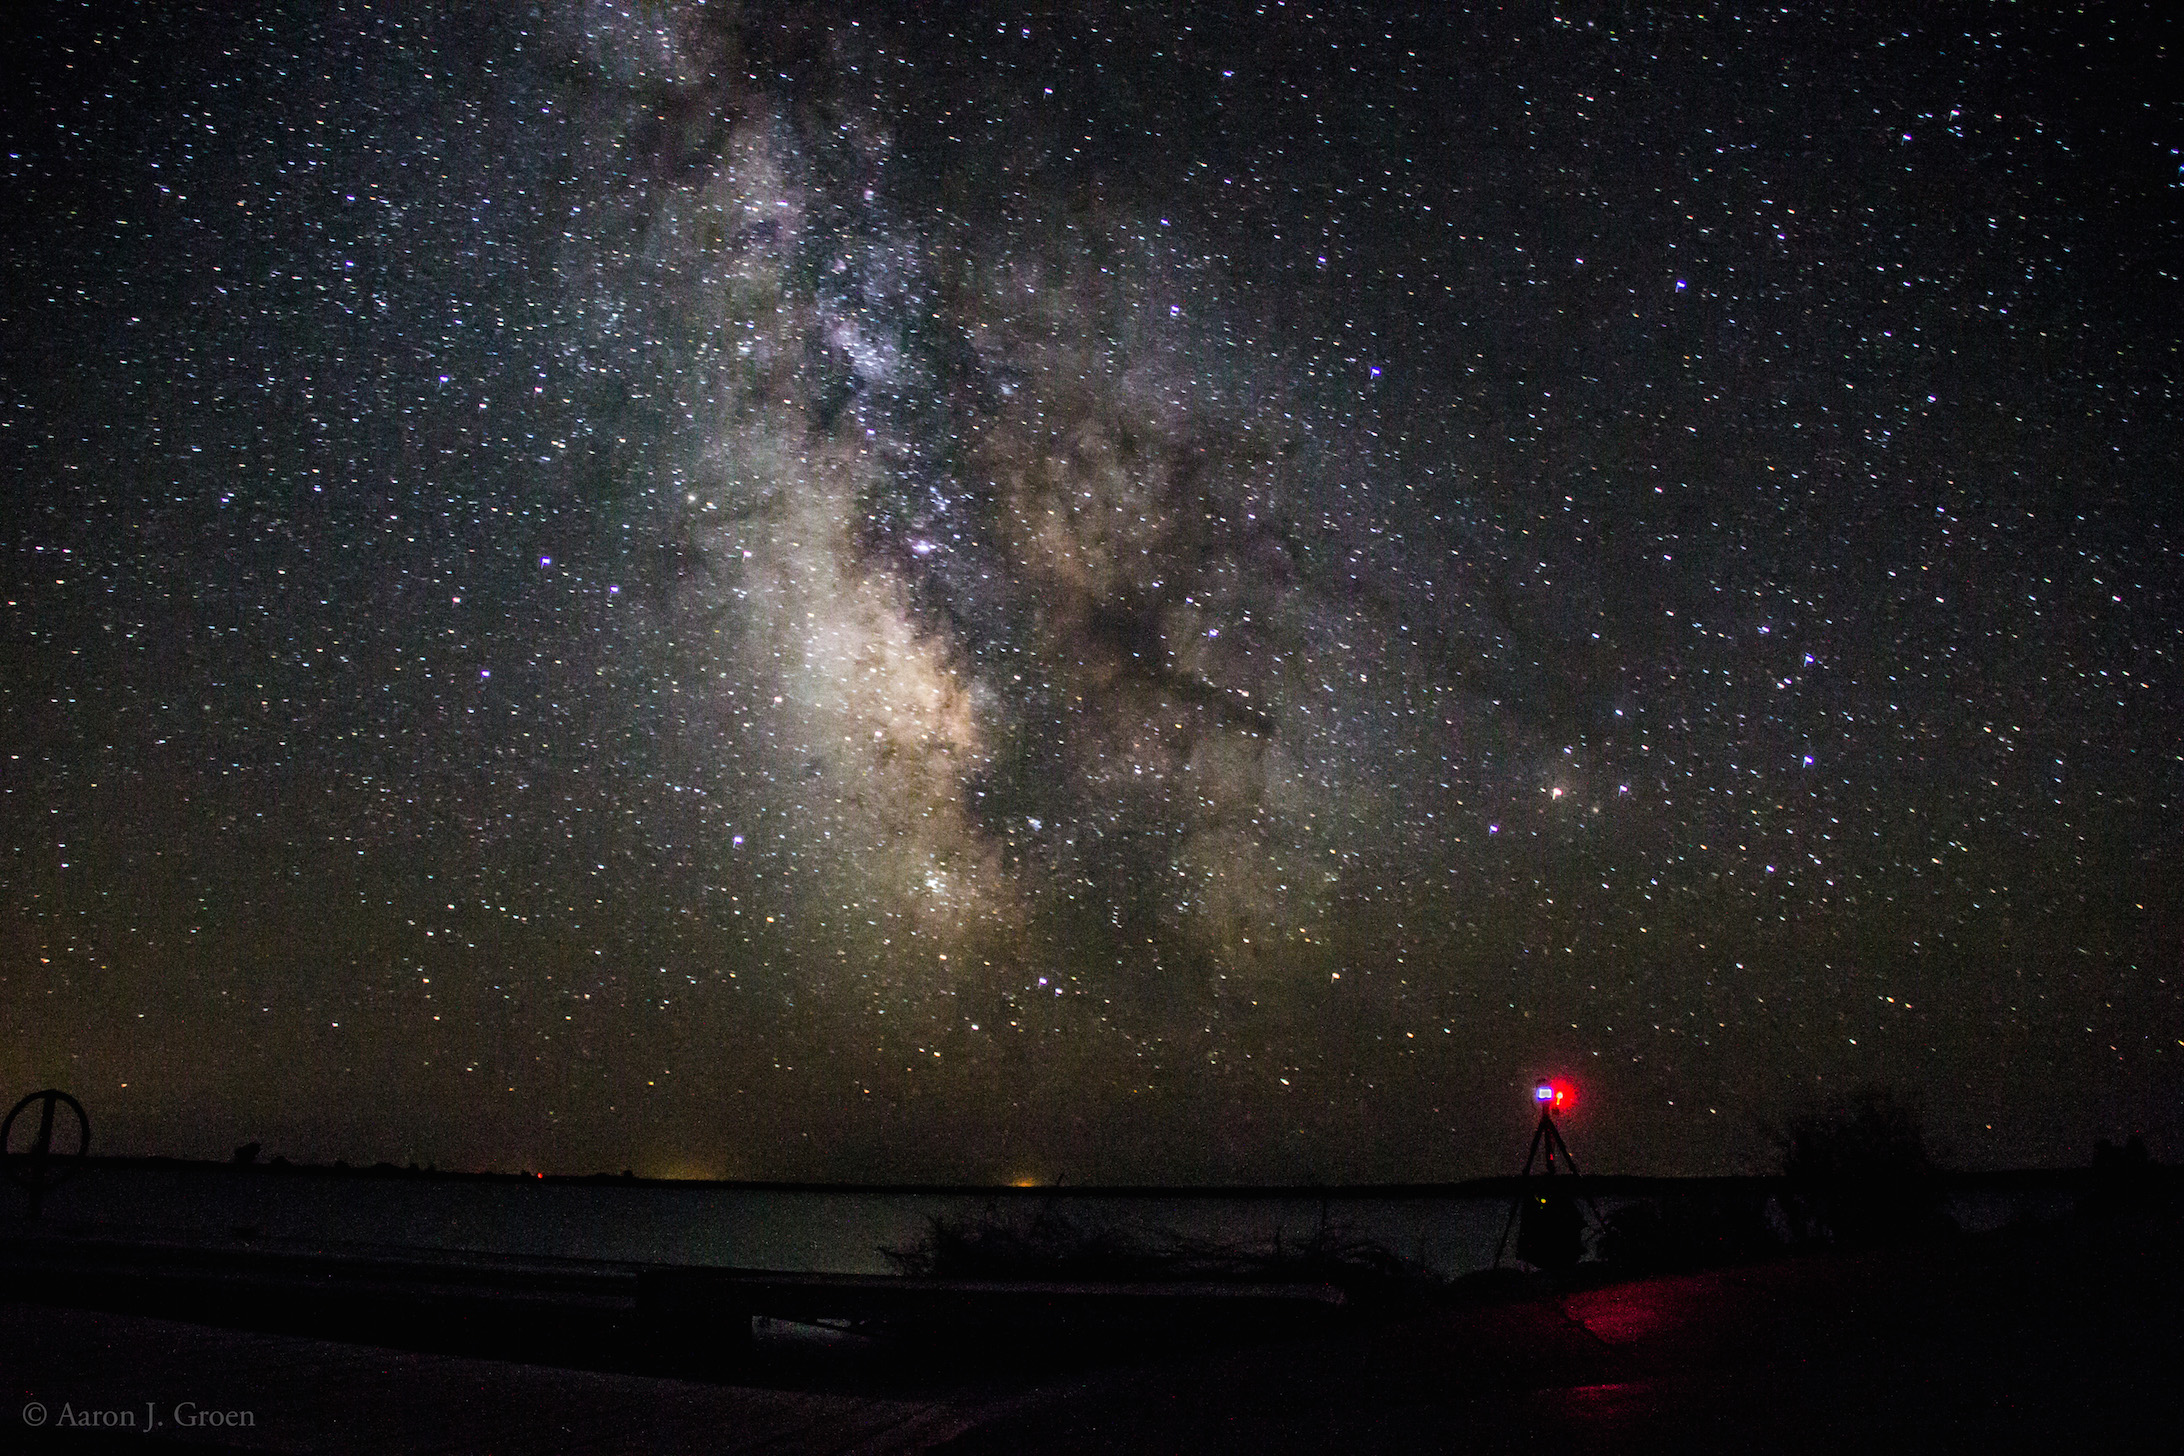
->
<box><xmin>2</xmin><ymin>1088</ymin><xmax>91</xmax><ymax>1220</ymax></box>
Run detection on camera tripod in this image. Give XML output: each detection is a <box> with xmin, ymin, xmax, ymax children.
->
<box><xmin>1492</xmin><ymin>1102</ymin><xmax>1606</xmax><ymax>1270</ymax></box>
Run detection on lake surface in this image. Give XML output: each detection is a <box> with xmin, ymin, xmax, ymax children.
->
<box><xmin>7</xmin><ymin>1161</ymin><xmax>2088</xmax><ymax>1280</ymax></box>
<box><xmin>14</xmin><ymin>1162</ymin><xmax>1517</xmax><ymax>1278</ymax></box>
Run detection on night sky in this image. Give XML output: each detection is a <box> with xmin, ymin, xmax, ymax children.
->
<box><xmin>4</xmin><ymin>1</ymin><xmax>2178</xmax><ymax>1183</ymax></box>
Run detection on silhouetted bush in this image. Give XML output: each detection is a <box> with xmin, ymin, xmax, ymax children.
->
<box><xmin>1515</xmin><ymin>1189</ymin><xmax>1586</xmax><ymax>1272</ymax></box>
<box><xmin>1775</xmin><ymin>1085</ymin><xmax>1952</xmax><ymax>1247</ymax></box>
<box><xmin>1601</xmin><ymin>1190</ymin><xmax>1784</xmax><ymax>1273</ymax></box>
<box><xmin>884</xmin><ymin>1203</ymin><xmax>1430</xmax><ymax>1305</ymax></box>
<box><xmin>887</xmin><ymin>1204</ymin><xmax>1156</xmax><ymax>1282</ymax></box>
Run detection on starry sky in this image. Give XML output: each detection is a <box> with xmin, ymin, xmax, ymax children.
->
<box><xmin>3</xmin><ymin>1</ymin><xmax>2178</xmax><ymax>1183</ymax></box>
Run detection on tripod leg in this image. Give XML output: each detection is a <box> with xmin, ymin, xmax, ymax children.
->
<box><xmin>1542</xmin><ymin>1120</ymin><xmax>1609</xmax><ymax>1248</ymax></box>
<box><xmin>1494</xmin><ymin>1117</ymin><xmax>1551</xmax><ymax>1266</ymax></box>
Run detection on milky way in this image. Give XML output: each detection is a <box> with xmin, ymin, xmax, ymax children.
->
<box><xmin>3</xmin><ymin>3</ymin><xmax>2177</xmax><ymax>1180</ymax></box>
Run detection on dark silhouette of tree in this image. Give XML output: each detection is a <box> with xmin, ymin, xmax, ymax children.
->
<box><xmin>1776</xmin><ymin>1085</ymin><xmax>1952</xmax><ymax>1247</ymax></box>
<box><xmin>2083</xmin><ymin>1134</ymin><xmax>2162</xmax><ymax>1218</ymax></box>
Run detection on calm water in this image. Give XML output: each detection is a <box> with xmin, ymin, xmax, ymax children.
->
<box><xmin>14</xmin><ymin>1163</ymin><xmax>1514</xmax><ymax>1279</ymax></box>
<box><xmin>8</xmin><ymin>1163</ymin><xmax>2077</xmax><ymax>1279</ymax></box>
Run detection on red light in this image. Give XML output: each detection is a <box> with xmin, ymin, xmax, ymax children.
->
<box><xmin>1535</xmin><ymin>1080</ymin><xmax>1576</xmax><ymax>1114</ymax></box>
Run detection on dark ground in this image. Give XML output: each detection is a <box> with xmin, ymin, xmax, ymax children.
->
<box><xmin>941</xmin><ymin>1209</ymin><xmax>2184</xmax><ymax>1453</ymax></box>
<box><xmin>7</xmin><ymin>1208</ymin><xmax>2180</xmax><ymax>1453</ymax></box>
